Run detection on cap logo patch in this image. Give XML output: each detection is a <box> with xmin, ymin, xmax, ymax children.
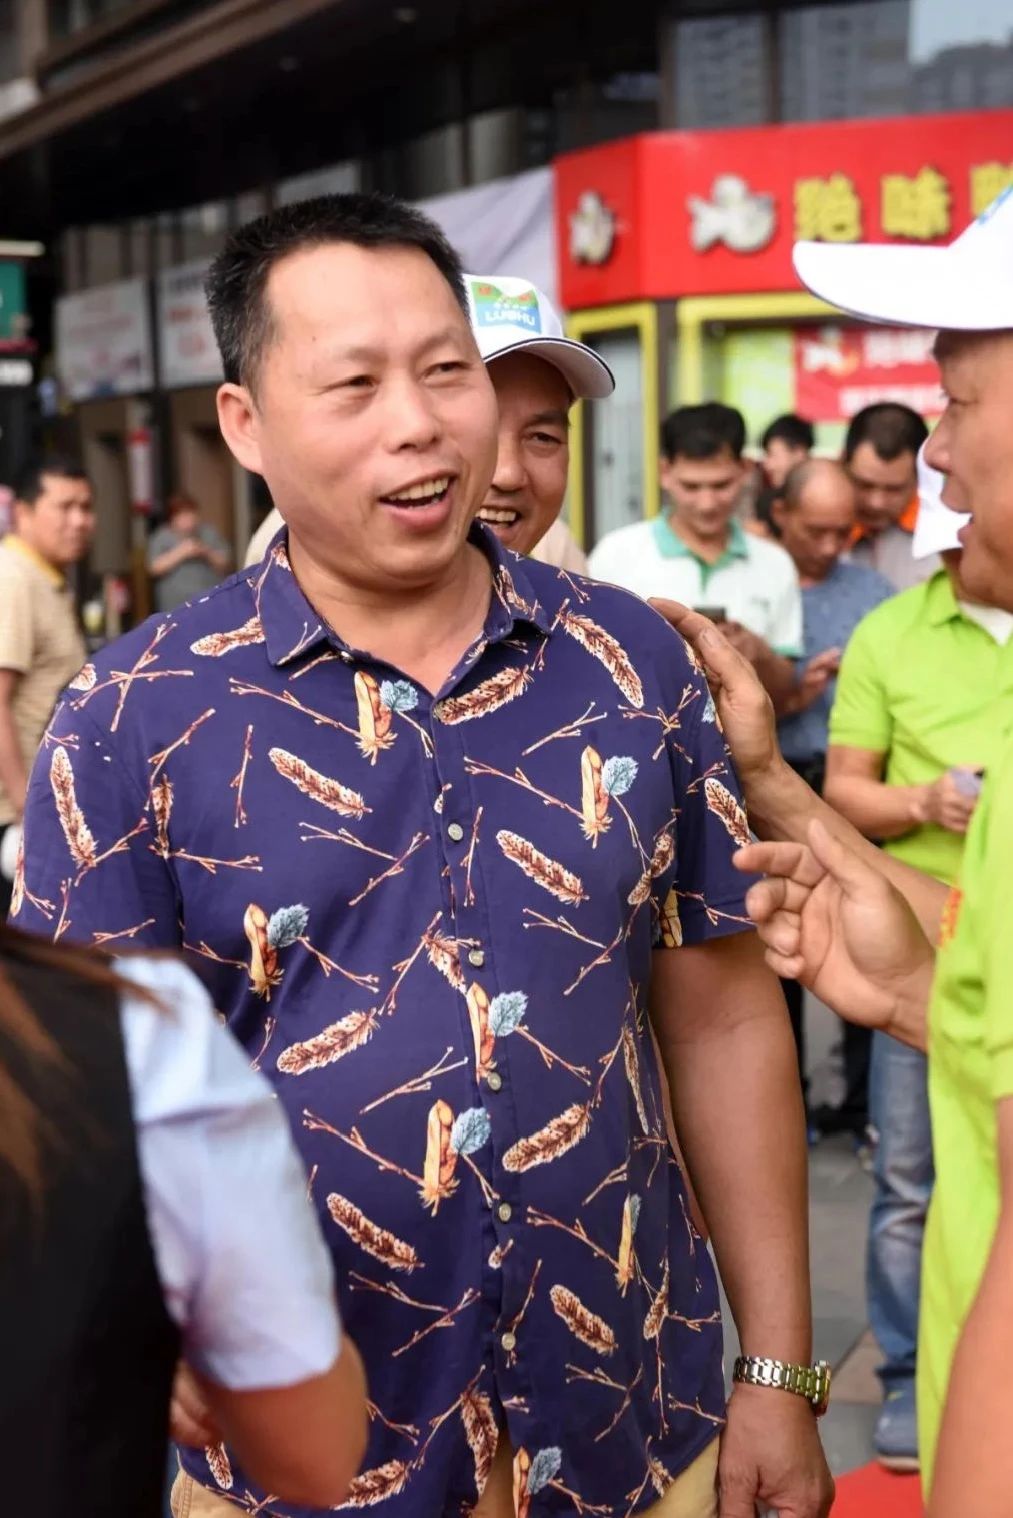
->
<box><xmin>471</xmin><ymin>281</ymin><xmax>541</xmax><ymax>333</ymax></box>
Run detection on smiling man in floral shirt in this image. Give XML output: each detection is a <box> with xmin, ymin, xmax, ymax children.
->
<box><xmin>14</xmin><ymin>194</ymin><xmax>831</xmax><ymax>1518</ymax></box>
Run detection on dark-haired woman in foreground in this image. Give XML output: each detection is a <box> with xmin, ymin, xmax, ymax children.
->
<box><xmin>0</xmin><ymin>926</ymin><xmax>367</xmax><ymax>1515</ymax></box>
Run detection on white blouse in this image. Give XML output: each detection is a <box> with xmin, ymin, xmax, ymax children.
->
<box><xmin>117</xmin><ymin>955</ymin><xmax>341</xmax><ymax>1390</ymax></box>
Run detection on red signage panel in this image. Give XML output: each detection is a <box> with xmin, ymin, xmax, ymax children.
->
<box><xmin>793</xmin><ymin>325</ymin><xmax>944</xmax><ymax>422</ymax></box>
<box><xmin>555</xmin><ymin>110</ymin><xmax>1013</xmax><ymax>308</ymax></box>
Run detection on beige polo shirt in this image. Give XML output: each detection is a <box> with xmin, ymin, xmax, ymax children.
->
<box><xmin>0</xmin><ymin>537</ymin><xmax>86</xmax><ymax>824</ymax></box>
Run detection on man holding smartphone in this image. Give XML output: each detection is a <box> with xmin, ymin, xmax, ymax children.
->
<box><xmin>588</xmin><ymin>403</ymin><xmax>803</xmax><ymax>709</ymax></box>
<box><xmin>770</xmin><ymin>459</ymin><xmax>893</xmax><ymax>1103</ymax></box>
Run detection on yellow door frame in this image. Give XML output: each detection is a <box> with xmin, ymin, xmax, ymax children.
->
<box><xmin>564</xmin><ymin>301</ymin><xmax>659</xmax><ymax>547</ymax></box>
<box><xmin>676</xmin><ymin>291</ymin><xmax>836</xmax><ymax>405</ymax></box>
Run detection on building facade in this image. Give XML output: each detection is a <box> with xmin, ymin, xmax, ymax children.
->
<box><xmin>0</xmin><ymin>0</ymin><xmax>1009</xmax><ymax>619</ymax></box>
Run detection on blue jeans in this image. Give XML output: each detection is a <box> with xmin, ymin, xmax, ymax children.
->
<box><xmin>866</xmin><ymin>1031</ymin><xmax>934</xmax><ymax>1390</ymax></box>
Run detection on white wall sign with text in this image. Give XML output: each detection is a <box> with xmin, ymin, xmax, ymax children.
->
<box><xmin>157</xmin><ymin>260</ymin><xmax>223</xmax><ymax>390</ymax></box>
<box><xmin>56</xmin><ymin>278</ymin><xmax>154</xmax><ymax>401</ymax></box>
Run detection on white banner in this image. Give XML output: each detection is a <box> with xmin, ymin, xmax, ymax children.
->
<box><xmin>56</xmin><ymin>277</ymin><xmax>153</xmax><ymax>401</ymax></box>
<box><xmin>157</xmin><ymin>259</ymin><xmax>223</xmax><ymax>390</ymax></box>
<box><xmin>421</xmin><ymin>167</ymin><xmax>557</xmax><ymax>305</ymax></box>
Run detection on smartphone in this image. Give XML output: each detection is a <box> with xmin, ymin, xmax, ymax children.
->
<box><xmin>950</xmin><ymin>767</ymin><xmax>985</xmax><ymax>799</ymax></box>
<box><xmin>694</xmin><ymin>605</ymin><xmax>727</xmax><ymax>623</ymax></box>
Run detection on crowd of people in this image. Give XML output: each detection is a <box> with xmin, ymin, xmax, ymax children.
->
<box><xmin>1</xmin><ymin>181</ymin><xmax>1011</xmax><ymax>1518</ymax></box>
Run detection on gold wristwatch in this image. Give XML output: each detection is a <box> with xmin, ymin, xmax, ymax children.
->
<box><xmin>732</xmin><ymin>1356</ymin><xmax>832</xmax><ymax>1416</ymax></box>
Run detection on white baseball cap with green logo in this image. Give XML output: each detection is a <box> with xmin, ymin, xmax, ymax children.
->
<box><xmin>793</xmin><ymin>186</ymin><xmax>1013</xmax><ymax>330</ymax></box>
<box><xmin>465</xmin><ymin>273</ymin><xmax>615</xmax><ymax>400</ymax></box>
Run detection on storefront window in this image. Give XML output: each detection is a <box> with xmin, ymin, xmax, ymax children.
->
<box><xmin>587</xmin><ymin>330</ymin><xmax>647</xmax><ymax>543</ymax></box>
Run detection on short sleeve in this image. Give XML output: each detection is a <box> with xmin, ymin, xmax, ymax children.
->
<box><xmin>119</xmin><ymin>955</ymin><xmax>341</xmax><ymax>1389</ymax></box>
<box><xmin>827</xmin><ymin>612</ymin><xmax>892</xmax><ymax>753</ymax></box>
<box><xmin>0</xmin><ymin>567</ymin><xmax>34</xmax><ymax>674</ymax></box>
<box><xmin>651</xmin><ymin>631</ymin><xmax>754</xmax><ymax>949</ymax></box>
<box><xmin>767</xmin><ymin>553</ymin><xmax>804</xmax><ymax>659</ymax></box>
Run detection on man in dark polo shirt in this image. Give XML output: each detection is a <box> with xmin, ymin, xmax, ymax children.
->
<box><xmin>16</xmin><ymin>194</ymin><xmax>831</xmax><ymax>1518</ymax></box>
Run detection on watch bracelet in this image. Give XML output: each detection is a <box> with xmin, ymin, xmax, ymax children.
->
<box><xmin>732</xmin><ymin>1354</ymin><xmax>829</xmax><ymax>1411</ymax></box>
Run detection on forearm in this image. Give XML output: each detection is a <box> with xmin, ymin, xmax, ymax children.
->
<box><xmin>206</xmin><ymin>548</ymin><xmax>231</xmax><ymax>573</ymax></box>
<box><xmin>0</xmin><ymin>705</ymin><xmax>27</xmax><ymax>816</ymax></box>
<box><xmin>747</xmin><ymin>758</ymin><xmax>948</xmax><ymax>944</ymax></box>
<box><xmin>658</xmin><ymin>973</ymin><xmax>811</xmax><ymax>1360</ymax></box>
<box><xmin>822</xmin><ymin>773</ymin><xmax>925</xmax><ymax>841</ymax></box>
<box><xmin>928</xmin><ymin>1220</ymin><xmax>1013</xmax><ymax>1515</ymax></box>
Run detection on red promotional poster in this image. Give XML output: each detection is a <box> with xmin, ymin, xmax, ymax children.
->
<box><xmin>793</xmin><ymin>324</ymin><xmax>944</xmax><ymax>422</ymax></box>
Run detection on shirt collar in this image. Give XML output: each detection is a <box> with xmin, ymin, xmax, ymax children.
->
<box><xmin>925</xmin><ymin>568</ymin><xmax>961</xmax><ymax>626</ymax></box>
<box><xmin>651</xmin><ymin>513</ymin><xmax>748</xmax><ymax>563</ymax></box>
<box><xmin>257</xmin><ymin>522</ymin><xmax>553</xmax><ymax>669</ymax></box>
<box><xmin>850</xmin><ymin>491</ymin><xmax>920</xmax><ymax>546</ymax></box>
<box><xmin>2</xmin><ymin>534</ymin><xmax>67</xmax><ymax>587</ymax></box>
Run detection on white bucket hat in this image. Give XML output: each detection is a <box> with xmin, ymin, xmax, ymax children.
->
<box><xmin>465</xmin><ymin>273</ymin><xmax>615</xmax><ymax>400</ymax></box>
<box><xmin>793</xmin><ymin>186</ymin><xmax>1013</xmax><ymax>331</ymax></box>
<box><xmin>912</xmin><ymin>442</ymin><xmax>971</xmax><ymax>559</ymax></box>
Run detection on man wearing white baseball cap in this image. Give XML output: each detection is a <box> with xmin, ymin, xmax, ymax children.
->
<box><xmin>465</xmin><ymin>273</ymin><xmax>611</xmax><ymax>570</ymax></box>
<box><xmin>663</xmin><ymin>185</ymin><xmax>1013</xmax><ymax>1513</ymax></box>
<box><xmin>244</xmin><ymin>273</ymin><xmax>612</xmax><ymax>570</ymax></box>
<box><xmin>822</xmin><ymin>448</ymin><xmax>1010</xmax><ymax>1475</ymax></box>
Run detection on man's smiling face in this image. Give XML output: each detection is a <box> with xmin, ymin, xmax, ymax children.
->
<box><xmin>477</xmin><ymin>351</ymin><xmax>572</xmax><ymax>555</ymax></box>
<box><xmin>217</xmin><ymin>240</ymin><xmax>499</xmax><ymax>596</ymax></box>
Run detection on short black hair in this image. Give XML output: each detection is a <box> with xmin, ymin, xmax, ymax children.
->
<box><xmin>13</xmin><ymin>455</ymin><xmax>88</xmax><ymax>506</ymax></box>
<box><xmin>660</xmin><ymin>403</ymin><xmax>746</xmax><ymax>462</ymax></box>
<box><xmin>761</xmin><ymin>413</ymin><xmax>814</xmax><ymax>453</ymax></box>
<box><xmin>843</xmin><ymin>403</ymin><xmax>928</xmax><ymax>464</ymax></box>
<box><xmin>206</xmin><ymin>191</ymin><xmax>468</xmax><ymax>390</ymax></box>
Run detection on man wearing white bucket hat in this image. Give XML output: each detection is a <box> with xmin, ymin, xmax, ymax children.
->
<box><xmin>661</xmin><ymin>185</ymin><xmax>1013</xmax><ymax>1511</ymax></box>
<box><xmin>244</xmin><ymin>273</ymin><xmax>611</xmax><ymax>570</ymax></box>
<box><xmin>821</xmin><ymin>448</ymin><xmax>1010</xmax><ymax>1474</ymax></box>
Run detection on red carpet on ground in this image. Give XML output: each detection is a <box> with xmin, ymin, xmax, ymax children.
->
<box><xmin>832</xmin><ymin>1463</ymin><xmax>923</xmax><ymax>1516</ymax></box>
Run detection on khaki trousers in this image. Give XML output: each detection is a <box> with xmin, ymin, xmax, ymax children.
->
<box><xmin>170</xmin><ymin>1436</ymin><xmax>719</xmax><ymax>1517</ymax></box>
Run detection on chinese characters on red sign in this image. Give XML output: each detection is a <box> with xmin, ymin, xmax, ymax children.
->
<box><xmin>794</xmin><ymin>162</ymin><xmax>1011</xmax><ymax>244</ymax></box>
<box><xmin>555</xmin><ymin>113</ymin><xmax>1013</xmax><ymax>305</ymax></box>
<box><xmin>794</xmin><ymin>326</ymin><xmax>943</xmax><ymax>422</ymax></box>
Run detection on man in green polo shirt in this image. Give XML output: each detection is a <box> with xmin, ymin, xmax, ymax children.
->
<box><xmin>822</xmin><ymin>461</ymin><xmax>1010</xmax><ymax>1472</ymax></box>
<box><xmin>659</xmin><ymin>186</ymin><xmax>1013</xmax><ymax>1515</ymax></box>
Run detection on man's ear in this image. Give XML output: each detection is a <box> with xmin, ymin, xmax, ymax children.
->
<box><xmin>217</xmin><ymin>383</ymin><xmax>263</xmax><ymax>475</ymax></box>
<box><xmin>771</xmin><ymin>495</ymin><xmax>788</xmax><ymax>532</ymax></box>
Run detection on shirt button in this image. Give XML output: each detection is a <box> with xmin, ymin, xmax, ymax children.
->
<box><xmin>497</xmin><ymin>1202</ymin><xmax>513</xmax><ymax>1223</ymax></box>
<box><xmin>486</xmin><ymin>1071</ymin><xmax>503</xmax><ymax>1092</ymax></box>
<box><xmin>500</xmin><ymin>1331</ymin><xmax>517</xmax><ymax>1353</ymax></box>
<box><xmin>468</xmin><ymin>947</ymin><xmax>485</xmax><ymax>968</ymax></box>
<box><xmin>447</xmin><ymin>822</ymin><xmax>465</xmax><ymax>843</ymax></box>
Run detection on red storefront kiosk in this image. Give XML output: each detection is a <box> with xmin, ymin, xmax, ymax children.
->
<box><xmin>554</xmin><ymin>111</ymin><xmax>1013</xmax><ymax>547</ymax></box>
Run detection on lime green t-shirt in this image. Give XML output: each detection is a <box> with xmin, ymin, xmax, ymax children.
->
<box><xmin>829</xmin><ymin>571</ymin><xmax>1008</xmax><ymax>884</ymax></box>
<box><xmin>918</xmin><ymin>639</ymin><xmax>1013</xmax><ymax>1493</ymax></box>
